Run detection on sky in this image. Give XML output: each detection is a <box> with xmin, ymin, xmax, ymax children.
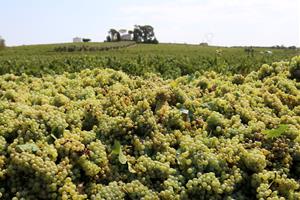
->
<box><xmin>0</xmin><ymin>0</ymin><xmax>299</xmax><ymax>46</ymax></box>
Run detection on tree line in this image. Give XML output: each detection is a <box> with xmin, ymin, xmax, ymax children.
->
<box><xmin>106</xmin><ymin>25</ymin><xmax>158</xmax><ymax>44</ymax></box>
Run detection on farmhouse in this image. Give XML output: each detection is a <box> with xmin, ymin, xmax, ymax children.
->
<box><xmin>118</xmin><ymin>29</ymin><xmax>131</xmax><ymax>41</ymax></box>
<box><xmin>121</xmin><ymin>33</ymin><xmax>132</xmax><ymax>41</ymax></box>
<box><xmin>73</xmin><ymin>37</ymin><xmax>82</xmax><ymax>43</ymax></box>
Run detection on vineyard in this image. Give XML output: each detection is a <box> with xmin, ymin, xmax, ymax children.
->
<box><xmin>0</xmin><ymin>43</ymin><xmax>299</xmax><ymax>78</ymax></box>
<box><xmin>0</xmin><ymin>43</ymin><xmax>300</xmax><ymax>199</ymax></box>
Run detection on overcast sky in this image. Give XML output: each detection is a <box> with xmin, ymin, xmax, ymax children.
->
<box><xmin>1</xmin><ymin>0</ymin><xmax>299</xmax><ymax>46</ymax></box>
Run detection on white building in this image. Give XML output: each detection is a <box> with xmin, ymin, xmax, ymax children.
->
<box><xmin>121</xmin><ymin>34</ymin><xmax>132</xmax><ymax>41</ymax></box>
<box><xmin>73</xmin><ymin>37</ymin><xmax>82</xmax><ymax>43</ymax></box>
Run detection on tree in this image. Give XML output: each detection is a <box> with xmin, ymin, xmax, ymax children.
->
<box><xmin>108</xmin><ymin>29</ymin><xmax>122</xmax><ymax>42</ymax></box>
<box><xmin>152</xmin><ymin>37</ymin><xmax>159</xmax><ymax>44</ymax></box>
<box><xmin>140</xmin><ymin>25</ymin><xmax>155</xmax><ymax>42</ymax></box>
<box><xmin>0</xmin><ymin>36</ymin><xmax>5</xmax><ymax>49</ymax></box>
<box><xmin>200</xmin><ymin>42</ymin><xmax>208</xmax><ymax>46</ymax></box>
<box><xmin>133</xmin><ymin>25</ymin><xmax>158</xmax><ymax>44</ymax></box>
<box><xmin>116</xmin><ymin>32</ymin><xmax>121</xmax><ymax>42</ymax></box>
<box><xmin>106</xmin><ymin>35</ymin><xmax>112</xmax><ymax>42</ymax></box>
<box><xmin>133</xmin><ymin>26</ymin><xmax>143</xmax><ymax>42</ymax></box>
<box><xmin>82</xmin><ymin>38</ymin><xmax>91</xmax><ymax>42</ymax></box>
<box><xmin>108</xmin><ymin>29</ymin><xmax>118</xmax><ymax>41</ymax></box>
<box><xmin>106</xmin><ymin>25</ymin><xmax>158</xmax><ymax>43</ymax></box>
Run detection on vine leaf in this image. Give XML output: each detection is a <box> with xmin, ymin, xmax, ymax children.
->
<box><xmin>262</xmin><ymin>124</ymin><xmax>289</xmax><ymax>139</ymax></box>
<box><xmin>118</xmin><ymin>150</ymin><xmax>127</xmax><ymax>164</ymax></box>
<box><xmin>112</xmin><ymin>140</ymin><xmax>127</xmax><ymax>164</ymax></box>
<box><xmin>112</xmin><ymin>140</ymin><xmax>121</xmax><ymax>154</ymax></box>
<box><xmin>128</xmin><ymin>162</ymin><xmax>136</xmax><ymax>173</ymax></box>
<box><xmin>16</xmin><ymin>143</ymin><xmax>39</xmax><ymax>153</ymax></box>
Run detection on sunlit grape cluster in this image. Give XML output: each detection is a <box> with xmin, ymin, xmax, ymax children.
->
<box><xmin>0</xmin><ymin>56</ymin><xmax>299</xmax><ymax>199</ymax></box>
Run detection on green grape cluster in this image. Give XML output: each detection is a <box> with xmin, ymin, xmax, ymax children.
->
<box><xmin>89</xmin><ymin>181</ymin><xmax>125</xmax><ymax>200</ymax></box>
<box><xmin>78</xmin><ymin>140</ymin><xmax>109</xmax><ymax>178</ymax></box>
<box><xmin>241</xmin><ymin>149</ymin><xmax>267</xmax><ymax>173</ymax></box>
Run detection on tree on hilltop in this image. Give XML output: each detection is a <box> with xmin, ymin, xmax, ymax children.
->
<box><xmin>106</xmin><ymin>25</ymin><xmax>158</xmax><ymax>44</ymax></box>
<box><xmin>0</xmin><ymin>36</ymin><xmax>5</xmax><ymax>49</ymax></box>
<box><xmin>108</xmin><ymin>29</ymin><xmax>121</xmax><ymax>42</ymax></box>
<box><xmin>133</xmin><ymin>25</ymin><xmax>158</xmax><ymax>44</ymax></box>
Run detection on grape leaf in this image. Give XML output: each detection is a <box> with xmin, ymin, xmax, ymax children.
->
<box><xmin>128</xmin><ymin>162</ymin><xmax>136</xmax><ymax>173</ymax></box>
<box><xmin>118</xmin><ymin>150</ymin><xmax>127</xmax><ymax>164</ymax></box>
<box><xmin>112</xmin><ymin>140</ymin><xmax>121</xmax><ymax>155</ymax></box>
<box><xmin>16</xmin><ymin>143</ymin><xmax>39</xmax><ymax>153</ymax></box>
<box><xmin>112</xmin><ymin>140</ymin><xmax>127</xmax><ymax>164</ymax></box>
<box><xmin>262</xmin><ymin>124</ymin><xmax>289</xmax><ymax>139</ymax></box>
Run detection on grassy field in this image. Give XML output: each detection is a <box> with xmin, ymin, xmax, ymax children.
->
<box><xmin>0</xmin><ymin>42</ymin><xmax>298</xmax><ymax>78</ymax></box>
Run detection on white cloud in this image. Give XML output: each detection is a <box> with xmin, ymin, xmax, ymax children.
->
<box><xmin>118</xmin><ymin>0</ymin><xmax>300</xmax><ymax>46</ymax></box>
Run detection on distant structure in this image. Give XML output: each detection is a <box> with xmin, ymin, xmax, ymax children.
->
<box><xmin>199</xmin><ymin>42</ymin><xmax>209</xmax><ymax>46</ymax></box>
<box><xmin>0</xmin><ymin>36</ymin><xmax>5</xmax><ymax>48</ymax></box>
<box><xmin>121</xmin><ymin>33</ymin><xmax>133</xmax><ymax>41</ymax></box>
<box><xmin>118</xmin><ymin>29</ymin><xmax>132</xmax><ymax>41</ymax></box>
<box><xmin>106</xmin><ymin>25</ymin><xmax>158</xmax><ymax>44</ymax></box>
<box><xmin>73</xmin><ymin>37</ymin><xmax>82</xmax><ymax>43</ymax></box>
<box><xmin>259</xmin><ymin>50</ymin><xmax>273</xmax><ymax>55</ymax></box>
<box><xmin>82</xmin><ymin>38</ymin><xmax>91</xmax><ymax>42</ymax></box>
<box><xmin>266</xmin><ymin>50</ymin><xmax>273</xmax><ymax>54</ymax></box>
